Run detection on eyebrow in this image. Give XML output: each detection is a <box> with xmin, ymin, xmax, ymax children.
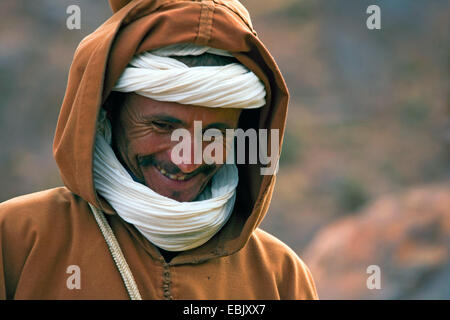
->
<box><xmin>204</xmin><ymin>122</ymin><xmax>233</xmax><ymax>131</ymax></box>
<box><xmin>142</xmin><ymin>114</ymin><xmax>233</xmax><ymax>130</ymax></box>
<box><xmin>142</xmin><ymin>114</ymin><xmax>184</xmax><ymax>125</ymax></box>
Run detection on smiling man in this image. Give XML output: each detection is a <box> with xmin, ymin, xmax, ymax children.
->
<box><xmin>0</xmin><ymin>0</ymin><xmax>317</xmax><ymax>299</ymax></box>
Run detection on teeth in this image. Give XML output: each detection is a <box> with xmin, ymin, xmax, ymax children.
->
<box><xmin>156</xmin><ymin>165</ymin><xmax>188</xmax><ymax>181</ymax></box>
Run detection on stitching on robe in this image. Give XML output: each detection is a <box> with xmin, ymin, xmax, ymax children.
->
<box><xmin>195</xmin><ymin>0</ymin><xmax>215</xmax><ymax>45</ymax></box>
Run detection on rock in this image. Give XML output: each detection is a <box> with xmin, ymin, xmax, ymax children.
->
<box><xmin>304</xmin><ymin>183</ymin><xmax>450</xmax><ymax>299</ymax></box>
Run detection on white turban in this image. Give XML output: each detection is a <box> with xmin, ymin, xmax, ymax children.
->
<box><xmin>112</xmin><ymin>43</ymin><xmax>266</xmax><ymax>109</ymax></box>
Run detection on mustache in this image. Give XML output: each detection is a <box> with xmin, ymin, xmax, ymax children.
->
<box><xmin>138</xmin><ymin>154</ymin><xmax>217</xmax><ymax>178</ymax></box>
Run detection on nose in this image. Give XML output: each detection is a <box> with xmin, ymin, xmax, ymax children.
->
<box><xmin>177</xmin><ymin>162</ymin><xmax>202</xmax><ymax>174</ymax></box>
<box><xmin>168</xmin><ymin>139</ymin><xmax>203</xmax><ymax>174</ymax></box>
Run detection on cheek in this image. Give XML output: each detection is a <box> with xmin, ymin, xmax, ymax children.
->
<box><xmin>127</xmin><ymin>133</ymin><xmax>172</xmax><ymax>158</ymax></box>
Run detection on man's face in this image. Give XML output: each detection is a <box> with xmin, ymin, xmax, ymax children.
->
<box><xmin>111</xmin><ymin>93</ymin><xmax>241</xmax><ymax>202</ymax></box>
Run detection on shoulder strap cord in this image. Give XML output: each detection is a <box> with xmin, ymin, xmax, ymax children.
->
<box><xmin>88</xmin><ymin>203</ymin><xmax>142</xmax><ymax>300</ymax></box>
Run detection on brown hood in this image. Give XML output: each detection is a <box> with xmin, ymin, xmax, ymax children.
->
<box><xmin>53</xmin><ymin>0</ymin><xmax>289</xmax><ymax>259</ymax></box>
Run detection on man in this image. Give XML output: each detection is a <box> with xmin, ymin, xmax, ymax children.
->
<box><xmin>0</xmin><ymin>0</ymin><xmax>317</xmax><ymax>299</ymax></box>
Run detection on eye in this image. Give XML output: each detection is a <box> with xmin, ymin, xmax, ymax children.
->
<box><xmin>151</xmin><ymin>121</ymin><xmax>174</xmax><ymax>132</ymax></box>
<box><xmin>203</xmin><ymin>128</ymin><xmax>227</xmax><ymax>139</ymax></box>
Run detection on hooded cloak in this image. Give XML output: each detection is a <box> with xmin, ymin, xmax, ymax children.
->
<box><xmin>0</xmin><ymin>0</ymin><xmax>318</xmax><ymax>299</ymax></box>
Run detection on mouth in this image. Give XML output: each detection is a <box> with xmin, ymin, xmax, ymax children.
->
<box><xmin>137</xmin><ymin>158</ymin><xmax>219</xmax><ymax>201</ymax></box>
<box><xmin>137</xmin><ymin>154</ymin><xmax>218</xmax><ymax>201</ymax></box>
<box><xmin>154</xmin><ymin>163</ymin><xmax>195</xmax><ymax>181</ymax></box>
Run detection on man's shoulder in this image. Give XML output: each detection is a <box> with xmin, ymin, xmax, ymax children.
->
<box><xmin>0</xmin><ymin>187</ymin><xmax>79</xmax><ymax>212</ymax></box>
<box><xmin>250</xmin><ymin>228</ymin><xmax>301</xmax><ymax>259</ymax></box>
<box><xmin>248</xmin><ymin>228</ymin><xmax>313</xmax><ymax>278</ymax></box>
<box><xmin>246</xmin><ymin>228</ymin><xmax>318</xmax><ymax>299</ymax></box>
<box><xmin>0</xmin><ymin>187</ymin><xmax>84</xmax><ymax>229</ymax></box>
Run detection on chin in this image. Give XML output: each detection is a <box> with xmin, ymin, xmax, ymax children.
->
<box><xmin>151</xmin><ymin>186</ymin><xmax>202</xmax><ymax>202</ymax></box>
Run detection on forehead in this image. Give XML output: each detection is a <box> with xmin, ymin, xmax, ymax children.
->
<box><xmin>123</xmin><ymin>93</ymin><xmax>241</xmax><ymax>125</ymax></box>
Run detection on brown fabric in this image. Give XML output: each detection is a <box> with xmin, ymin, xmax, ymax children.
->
<box><xmin>0</xmin><ymin>0</ymin><xmax>318</xmax><ymax>299</ymax></box>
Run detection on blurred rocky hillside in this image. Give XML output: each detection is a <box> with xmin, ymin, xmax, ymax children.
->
<box><xmin>0</xmin><ymin>0</ymin><xmax>449</xmax><ymax>299</ymax></box>
<box><xmin>305</xmin><ymin>182</ymin><xmax>450</xmax><ymax>299</ymax></box>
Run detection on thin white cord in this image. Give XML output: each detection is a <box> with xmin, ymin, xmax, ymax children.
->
<box><xmin>88</xmin><ymin>203</ymin><xmax>142</xmax><ymax>300</ymax></box>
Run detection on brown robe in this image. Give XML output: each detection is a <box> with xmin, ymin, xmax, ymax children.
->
<box><xmin>0</xmin><ymin>0</ymin><xmax>318</xmax><ymax>299</ymax></box>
